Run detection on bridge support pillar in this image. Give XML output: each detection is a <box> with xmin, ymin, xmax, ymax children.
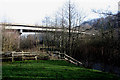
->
<box><xmin>18</xmin><ymin>29</ymin><xmax>22</xmax><ymax>51</ymax></box>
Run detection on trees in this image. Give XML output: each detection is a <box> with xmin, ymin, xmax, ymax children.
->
<box><xmin>55</xmin><ymin>0</ymin><xmax>86</xmax><ymax>56</ymax></box>
<box><xmin>2</xmin><ymin>29</ymin><xmax>19</xmax><ymax>51</ymax></box>
<box><xmin>41</xmin><ymin>0</ymin><xmax>86</xmax><ymax>56</ymax></box>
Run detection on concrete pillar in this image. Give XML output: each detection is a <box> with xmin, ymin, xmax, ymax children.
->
<box><xmin>18</xmin><ymin>29</ymin><xmax>22</xmax><ymax>50</ymax></box>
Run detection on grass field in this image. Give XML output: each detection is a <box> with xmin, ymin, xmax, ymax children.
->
<box><xmin>2</xmin><ymin>60</ymin><xmax>120</xmax><ymax>80</ymax></box>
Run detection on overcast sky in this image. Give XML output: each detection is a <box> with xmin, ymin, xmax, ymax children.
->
<box><xmin>0</xmin><ymin>0</ymin><xmax>119</xmax><ymax>25</ymax></box>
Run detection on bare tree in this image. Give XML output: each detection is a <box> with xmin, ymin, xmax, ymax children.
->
<box><xmin>60</xmin><ymin>0</ymin><xmax>86</xmax><ymax>56</ymax></box>
<box><xmin>2</xmin><ymin>29</ymin><xmax>19</xmax><ymax>51</ymax></box>
<box><xmin>41</xmin><ymin>0</ymin><xmax>86</xmax><ymax>56</ymax></box>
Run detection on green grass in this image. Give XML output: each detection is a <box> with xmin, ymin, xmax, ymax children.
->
<box><xmin>2</xmin><ymin>60</ymin><xmax>120</xmax><ymax>80</ymax></box>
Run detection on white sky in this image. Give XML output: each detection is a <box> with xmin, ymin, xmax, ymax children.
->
<box><xmin>0</xmin><ymin>0</ymin><xmax>119</xmax><ymax>25</ymax></box>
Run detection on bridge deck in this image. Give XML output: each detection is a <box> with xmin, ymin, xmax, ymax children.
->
<box><xmin>0</xmin><ymin>23</ymin><xmax>87</xmax><ymax>34</ymax></box>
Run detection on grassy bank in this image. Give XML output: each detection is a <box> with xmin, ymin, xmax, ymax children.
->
<box><xmin>2</xmin><ymin>60</ymin><xmax>120</xmax><ymax>80</ymax></box>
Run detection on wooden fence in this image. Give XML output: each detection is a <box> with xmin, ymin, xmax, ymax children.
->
<box><xmin>52</xmin><ymin>51</ymin><xmax>82</xmax><ymax>66</ymax></box>
<box><xmin>2</xmin><ymin>51</ymin><xmax>83</xmax><ymax>66</ymax></box>
<box><xmin>63</xmin><ymin>53</ymin><xmax>82</xmax><ymax>66</ymax></box>
<box><xmin>2</xmin><ymin>52</ymin><xmax>39</xmax><ymax>62</ymax></box>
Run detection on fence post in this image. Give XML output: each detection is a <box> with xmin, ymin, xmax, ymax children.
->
<box><xmin>12</xmin><ymin>52</ymin><xmax>14</xmax><ymax>62</ymax></box>
<box><xmin>22</xmin><ymin>52</ymin><xmax>24</xmax><ymax>61</ymax></box>
<box><xmin>35</xmin><ymin>56</ymin><xmax>37</xmax><ymax>60</ymax></box>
